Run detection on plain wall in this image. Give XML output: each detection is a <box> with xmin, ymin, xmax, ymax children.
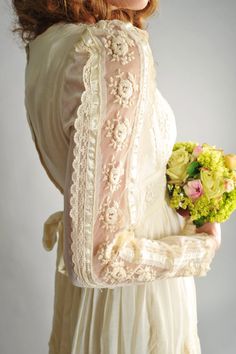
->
<box><xmin>1</xmin><ymin>0</ymin><xmax>235</xmax><ymax>353</ymax></box>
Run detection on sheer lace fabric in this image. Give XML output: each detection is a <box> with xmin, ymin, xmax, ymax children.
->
<box><xmin>62</xmin><ymin>20</ymin><xmax>217</xmax><ymax>289</ymax></box>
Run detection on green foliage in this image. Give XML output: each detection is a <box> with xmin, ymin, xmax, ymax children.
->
<box><xmin>186</xmin><ymin>161</ymin><xmax>201</xmax><ymax>178</ymax></box>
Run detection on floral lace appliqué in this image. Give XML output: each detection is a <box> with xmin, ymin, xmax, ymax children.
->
<box><xmin>97</xmin><ymin>259</ymin><xmax>158</xmax><ymax>284</ymax></box>
<box><xmin>102</xmin><ymin>155</ymin><xmax>124</xmax><ymax>193</ymax></box>
<box><xmin>109</xmin><ymin>68</ymin><xmax>139</xmax><ymax>107</ymax></box>
<box><xmin>104</xmin><ymin>111</ymin><xmax>132</xmax><ymax>151</ymax></box>
<box><xmin>97</xmin><ymin>240</ymin><xmax>158</xmax><ymax>284</ymax></box>
<box><xmin>98</xmin><ymin>196</ymin><xmax>123</xmax><ymax>236</ymax></box>
<box><xmin>102</xmin><ymin>29</ymin><xmax>135</xmax><ymax>65</ymax></box>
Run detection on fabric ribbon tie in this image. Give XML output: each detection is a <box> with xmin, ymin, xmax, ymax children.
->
<box><xmin>43</xmin><ymin>210</ymin><xmax>68</xmax><ymax>276</ymax></box>
<box><xmin>43</xmin><ymin>211</ymin><xmax>64</xmax><ymax>251</ymax></box>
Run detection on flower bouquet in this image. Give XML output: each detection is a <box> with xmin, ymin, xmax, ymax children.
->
<box><xmin>166</xmin><ymin>142</ymin><xmax>236</xmax><ymax>227</ymax></box>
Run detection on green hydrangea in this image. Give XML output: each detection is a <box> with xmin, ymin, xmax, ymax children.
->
<box><xmin>210</xmin><ymin>189</ymin><xmax>236</xmax><ymax>223</ymax></box>
<box><xmin>168</xmin><ymin>185</ymin><xmax>194</xmax><ymax>210</ymax></box>
<box><xmin>188</xmin><ymin>194</ymin><xmax>222</xmax><ymax>220</ymax></box>
<box><xmin>197</xmin><ymin>145</ymin><xmax>225</xmax><ymax>172</ymax></box>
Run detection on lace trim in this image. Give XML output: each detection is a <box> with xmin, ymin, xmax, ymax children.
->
<box><xmin>69</xmin><ymin>28</ymin><xmax>101</xmax><ymax>287</ymax></box>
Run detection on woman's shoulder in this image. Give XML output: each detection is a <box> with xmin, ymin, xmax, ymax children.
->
<box><xmin>86</xmin><ymin>19</ymin><xmax>150</xmax><ymax>42</ymax></box>
<box><xmin>28</xmin><ymin>19</ymin><xmax>149</xmax><ymax>56</ymax></box>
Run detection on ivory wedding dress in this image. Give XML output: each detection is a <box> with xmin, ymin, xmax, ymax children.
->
<box><xmin>24</xmin><ymin>19</ymin><xmax>217</xmax><ymax>354</ymax></box>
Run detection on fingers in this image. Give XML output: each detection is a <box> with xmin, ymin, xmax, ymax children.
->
<box><xmin>196</xmin><ymin>222</ymin><xmax>221</xmax><ymax>249</ymax></box>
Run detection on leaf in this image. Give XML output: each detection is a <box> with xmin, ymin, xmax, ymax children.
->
<box><xmin>187</xmin><ymin>161</ymin><xmax>201</xmax><ymax>178</ymax></box>
<box><xmin>193</xmin><ymin>216</ymin><xmax>207</xmax><ymax>228</ymax></box>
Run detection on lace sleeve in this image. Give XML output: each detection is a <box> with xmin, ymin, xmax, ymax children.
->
<box><xmin>63</xmin><ymin>23</ymin><xmax>217</xmax><ymax>288</ymax></box>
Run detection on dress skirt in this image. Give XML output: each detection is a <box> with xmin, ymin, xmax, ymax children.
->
<box><xmin>46</xmin><ymin>195</ymin><xmax>202</xmax><ymax>354</ymax></box>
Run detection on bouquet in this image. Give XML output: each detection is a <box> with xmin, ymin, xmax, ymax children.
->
<box><xmin>166</xmin><ymin>142</ymin><xmax>236</xmax><ymax>227</ymax></box>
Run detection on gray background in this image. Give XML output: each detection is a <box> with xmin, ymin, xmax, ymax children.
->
<box><xmin>0</xmin><ymin>0</ymin><xmax>235</xmax><ymax>353</ymax></box>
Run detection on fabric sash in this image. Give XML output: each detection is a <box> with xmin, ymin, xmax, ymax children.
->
<box><xmin>43</xmin><ymin>211</ymin><xmax>68</xmax><ymax>277</ymax></box>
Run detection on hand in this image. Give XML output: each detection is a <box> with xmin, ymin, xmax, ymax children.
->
<box><xmin>196</xmin><ymin>222</ymin><xmax>221</xmax><ymax>250</ymax></box>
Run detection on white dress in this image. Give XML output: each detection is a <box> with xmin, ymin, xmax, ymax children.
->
<box><xmin>24</xmin><ymin>19</ymin><xmax>217</xmax><ymax>354</ymax></box>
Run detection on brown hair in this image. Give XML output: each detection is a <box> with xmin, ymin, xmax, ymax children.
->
<box><xmin>11</xmin><ymin>0</ymin><xmax>158</xmax><ymax>45</ymax></box>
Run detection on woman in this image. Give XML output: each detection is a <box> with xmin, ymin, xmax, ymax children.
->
<box><xmin>12</xmin><ymin>0</ymin><xmax>221</xmax><ymax>353</ymax></box>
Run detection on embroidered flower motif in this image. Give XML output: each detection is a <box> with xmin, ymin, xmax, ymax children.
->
<box><xmin>108</xmin><ymin>68</ymin><xmax>139</xmax><ymax>107</ymax></box>
<box><xmin>98</xmin><ymin>196</ymin><xmax>123</xmax><ymax>235</ymax></box>
<box><xmin>102</xmin><ymin>155</ymin><xmax>125</xmax><ymax>193</ymax></box>
<box><xmin>109</xmin><ymin>261</ymin><xmax>128</xmax><ymax>280</ymax></box>
<box><xmin>144</xmin><ymin>181</ymin><xmax>165</xmax><ymax>209</ymax></box>
<box><xmin>96</xmin><ymin>253</ymin><xmax>158</xmax><ymax>284</ymax></box>
<box><xmin>102</xmin><ymin>30</ymin><xmax>135</xmax><ymax>65</ymax></box>
<box><xmin>145</xmin><ymin>183</ymin><xmax>155</xmax><ymax>206</ymax></box>
<box><xmin>97</xmin><ymin>241</ymin><xmax>120</xmax><ymax>265</ymax></box>
<box><xmin>104</xmin><ymin>111</ymin><xmax>132</xmax><ymax>151</ymax></box>
<box><xmin>97</xmin><ymin>257</ymin><xmax>128</xmax><ymax>283</ymax></box>
<box><xmin>135</xmin><ymin>265</ymin><xmax>157</xmax><ymax>282</ymax></box>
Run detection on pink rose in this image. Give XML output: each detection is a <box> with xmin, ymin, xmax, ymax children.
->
<box><xmin>224</xmin><ymin>178</ymin><xmax>234</xmax><ymax>192</ymax></box>
<box><xmin>183</xmin><ymin>179</ymin><xmax>204</xmax><ymax>201</ymax></box>
<box><xmin>193</xmin><ymin>145</ymin><xmax>203</xmax><ymax>157</ymax></box>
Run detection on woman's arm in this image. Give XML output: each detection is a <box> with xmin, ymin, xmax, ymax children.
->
<box><xmin>62</xmin><ymin>24</ymin><xmax>218</xmax><ymax>288</ymax></box>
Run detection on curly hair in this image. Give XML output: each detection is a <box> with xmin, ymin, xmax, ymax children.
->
<box><xmin>11</xmin><ymin>0</ymin><xmax>158</xmax><ymax>45</ymax></box>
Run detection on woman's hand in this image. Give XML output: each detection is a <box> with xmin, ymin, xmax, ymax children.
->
<box><xmin>177</xmin><ymin>208</ymin><xmax>221</xmax><ymax>250</ymax></box>
<box><xmin>196</xmin><ymin>222</ymin><xmax>222</xmax><ymax>250</ymax></box>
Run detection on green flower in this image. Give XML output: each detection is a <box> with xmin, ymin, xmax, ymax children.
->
<box><xmin>166</xmin><ymin>147</ymin><xmax>190</xmax><ymax>181</ymax></box>
<box><xmin>200</xmin><ymin>168</ymin><xmax>225</xmax><ymax>199</ymax></box>
<box><xmin>173</xmin><ymin>141</ymin><xmax>197</xmax><ymax>153</ymax></box>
